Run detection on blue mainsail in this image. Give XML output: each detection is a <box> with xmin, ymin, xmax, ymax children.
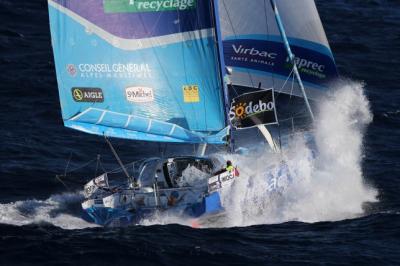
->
<box><xmin>48</xmin><ymin>0</ymin><xmax>227</xmax><ymax>143</ymax></box>
<box><xmin>217</xmin><ymin>0</ymin><xmax>338</xmax><ymax>99</ymax></box>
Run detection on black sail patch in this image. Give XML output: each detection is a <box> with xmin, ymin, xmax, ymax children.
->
<box><xmin>229</xmin><ymin>89</ymin><xmax>277</xmax><ymax>129</ymax></box>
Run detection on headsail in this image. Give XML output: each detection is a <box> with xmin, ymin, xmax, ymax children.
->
<box><xmin>48</xmin><ymin>0</ymin><xmax>227</xmax><ymax>144</ymax></box>
<box><xmin>217</xmin><ymin>0</ymin><xmax>338</xmax><ymax>98</ymax></box>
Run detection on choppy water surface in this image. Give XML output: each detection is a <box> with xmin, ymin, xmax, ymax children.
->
<box><xmin>0</xmin><ymin>0</ymin><xmax>399</xmax><ymax>265</ymax></box>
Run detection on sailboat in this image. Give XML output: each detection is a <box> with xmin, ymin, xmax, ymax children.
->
<box><xmin>47</xmin><ymin>0</ymin><xmax>338</xmax><ymax>226</ymax></box>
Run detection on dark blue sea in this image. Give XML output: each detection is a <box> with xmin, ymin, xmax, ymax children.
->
<box><xmin>1</xmin><ymin>0</ymin><xmax>400</xmax><ymax>265</ymax></box>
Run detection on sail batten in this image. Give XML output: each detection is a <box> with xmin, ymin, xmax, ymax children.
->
<box><xmin>66</xmin><ymin>107</ymin><xmax>228</xmax><ymax>143</ymax></box>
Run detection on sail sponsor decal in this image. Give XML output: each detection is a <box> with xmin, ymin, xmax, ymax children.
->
<box><xmin>66</xmin><ymin>63</ymin><xmax>152</xmax><ymax>79</ymax></box>
<box><xmin>66</xmin><ymin>64</ymin><xmax>77</xmax><ymax>77</ymax></box>
<box><xmin>285</xmin><ymin>55</ymin><xmax>326</xmax><ymax>79</ymax></box>
<box><xmin>223</xmin><ymin>39</ymin><xmax>338</xmax><ymax>86</ymax></box>
<box><xmin>183</xmin><ymin>85</ymin><xmax>200</xmax><ymax>103</ymax></box>
<box><xmin>103</xmin><ymin>0</ymin><xmax>197</xmax><ymax>13</ymax></box>
<box><xmin>71</xmin><ymin>88</ymin><xmax>104</xmax><ymax>102</ymax></box>
<box><xmin>125</xmin><ymin>87</ymin><xmax>154</xmax><ymax>103</ymax></box>
<box><xmin>50</xmin><ymin>0</ymin><xmax>211</xmax><ymax>40</ymax></box>
<box><xmin>229</xmin><ymin>89</ymin><xmax>277</xmax><ymax>129</ymax></box>
<box><xmin>231</xmin><ymin>44</ymin><xmax>277</xmax><ymax>67</ymax></box>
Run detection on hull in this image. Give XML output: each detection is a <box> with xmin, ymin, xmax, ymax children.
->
<box><xmin>80</xmin><ymin>152</ymin><xmax>302</xmax><ymax>227</ymax></box>
<box><xmin>81</xmin><ymin>157</ymin><xmax>238</xmax><ymax>227</ymax></box>
<box><xmin>83</xmin><ymin>206</ymin><xmax>135</xmax><ymax>227</ymax></box>
<box><xmin>82</xmin><ymin>191</ymin><xmax>225</xmax><ymax>227</ymax></box>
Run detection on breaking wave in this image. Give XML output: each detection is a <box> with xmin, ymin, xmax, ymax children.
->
<box><xmin>141</xmin><ymin>81</ymin><xmax>378</xmax><ymax>228</ymax></box>
<box><xmin>212</xmin><ymin>81</ymin><xmax>378</xmax><ymax>227</ymax></box>
<box><xmin>0</xmin><ymin>192</ymin><xmax>98</xmax><ymax>230</ymax></box>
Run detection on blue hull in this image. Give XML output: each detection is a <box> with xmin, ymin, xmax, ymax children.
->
<box><xmin>83</xmin><ymin>206</ymin><xmax>136</xmax><ymax>227</ymax></box>
<box><xmin>83</xmin><ymin>192</ymin><xmax>225</xmax><ymax>227</ymax></box>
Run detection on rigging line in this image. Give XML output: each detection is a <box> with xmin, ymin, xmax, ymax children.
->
<box><xmin>63</xmin><ymin>151</ymin><xmax>73</xmax><ymax>177</ymax></box>
<box><xmin>221</xmin><ymin>0</ymin><xmax>255</xmax><ymax>89</ymax></box>
<box><xmin>55</xmin><ymin>175</ymin><xmax>72</xmax><ymax>191</ymax></box>
<box><xmin>281</xmin><ymin>67</ymin><xmax>295</xmax><ymax>91</ymax></box>
<box><xmin>106</xmin><ymin>159</ymin><xmax>144</xmax><ymax>175</ymax></box>
<box><xmin>263</xmin><ymin>0</ymin><xmax>275</xmax><ymax>90</ymax></box>
<box><xmin>56</xmin><ymin>176</ymin><xmax>86</xmax><ymax>186</ymax></box>
<box><xmin>229</xmin><ymin>83</ymin><xmax>239</xmax><ymax>97</ymax></box>
<box><xmin>63</xmin><ymin>158</ymin><xmax>97</xmax><ymax>175</ymax></box>
<box><xmin>274</xmin><ymin>68</ymin><xmax>294</xmax><ymax>102</ymax></box>
<box><xmin>290</xmin><ymin>69</ymin><xmax>295</xmax><ymax>99</ymax></box>
<box><xmin>289</xmin><ymin>69</ymin><xmax>296</xmax><ymax>120</ymax></box>
<box><xmin>279</xmin><ymin>112</ymin><xmax>308</xmax><ymax>122</ymax></box>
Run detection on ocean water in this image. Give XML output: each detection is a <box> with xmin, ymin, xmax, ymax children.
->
<box><xmin>1</xmin><ymin>0</ymin><xmax>400</xmax><ymax>265</ymax></box>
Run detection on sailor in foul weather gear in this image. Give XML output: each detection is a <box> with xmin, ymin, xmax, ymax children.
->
<box><xmin>225</xmin><ymin>160</ymin><xmax>234</xmax><ymax>172</ymax></box>
<box><xmin>213</xmin><ymin>160</ymin><xmax>235</xmax><ymax>176</ymax></box>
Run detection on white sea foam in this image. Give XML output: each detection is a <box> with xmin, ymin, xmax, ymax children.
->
<box><xmin>142</xmin><ymin>81</ymin><xmax>378</xmax><ymax>228</ymax></box>
<box><xmin>0</xmin><ymin>192</ymin><xmax>98</xmax><ymax>229</ymax></box>
<box><xmin>212</xmin><ymin>81</ymin><xmax>378</xmax><ymax>227</ymax></box>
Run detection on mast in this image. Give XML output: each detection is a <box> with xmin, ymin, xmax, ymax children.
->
<box><xmin>269</xmin><ymin>0</ymin><xmax>315</xmax><ymax>122</ymax></box>
<box><xmin>211</xmin><ymin>0</ymin><xmax>234</xmax><ymax>152</ymax></box>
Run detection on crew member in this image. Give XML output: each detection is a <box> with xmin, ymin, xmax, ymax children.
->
<box><xmin>213</xmin><ymin>160</ymin><xmax>235</xmax><ymax>175</ymax></box>
<box><xmin>226</xmin><ymin>160</ymin><xmax>234</xmax><ymax>172</ymax></box>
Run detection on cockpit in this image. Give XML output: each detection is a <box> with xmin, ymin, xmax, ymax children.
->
<box><xmin>136</xmin><ymin>157</ymin><xmax>214</xmax><ymax>189</ymax></box>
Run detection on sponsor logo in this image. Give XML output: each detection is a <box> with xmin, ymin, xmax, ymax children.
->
<box><xmin>73</xmin><ymin>63</ymin><xmax>152</xmax><ymax>79</ymax></box>
<box><xmin>183</xmin><ymin>85</ymin><xmax>199</xmax><ymax>103</ymax></box>
<box><xmin>233</xmin><ymin>45</ymin><xmax>277</xmax><ymax>59</ymax></box>
<box><xmin>286</xmin><ymin>55</ymin><xmax>326</xmax><ymax>79</ymax></box>
<box><xmin>71</xmin><ymin>88</ymin><xmax>104</xmax><ymax>102</ymax></box>
<box><xmin>229</xmin><ymin>100</ymin><xmax>275</xmax><ymax>121</ymax></box>
<box><xmin>228</xmin><ymin>90</ymin><xmax>277</xmax><ymax>129</ymax></box>
<box><xmin>125</xmin><ymin>87</ymin><xmax>154</xmax><ymax>103</ymax></box>
<box><xmin>104</xmin><ymin>0</ymin><xmax>197</xmax><ymax>13</ymax></box>
<box><xmin>66</xmin><ymin>64</ymin><xmax>77</xmax><ymax>77</ymax></box>
<box><xmin>230</xmin><ymin>44</ymin><xmax>277</xmax><ymax>66</ymax></box>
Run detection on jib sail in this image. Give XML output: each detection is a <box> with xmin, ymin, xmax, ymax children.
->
<box><xmin>48</xmin><ymin>0</ymin><xmax>227</xmax><ymax>143</ymax></box>
<box><xmin>216</xmin><ymin>0</ymin><xmax>338</xmax><ymax>98</ymax></box>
